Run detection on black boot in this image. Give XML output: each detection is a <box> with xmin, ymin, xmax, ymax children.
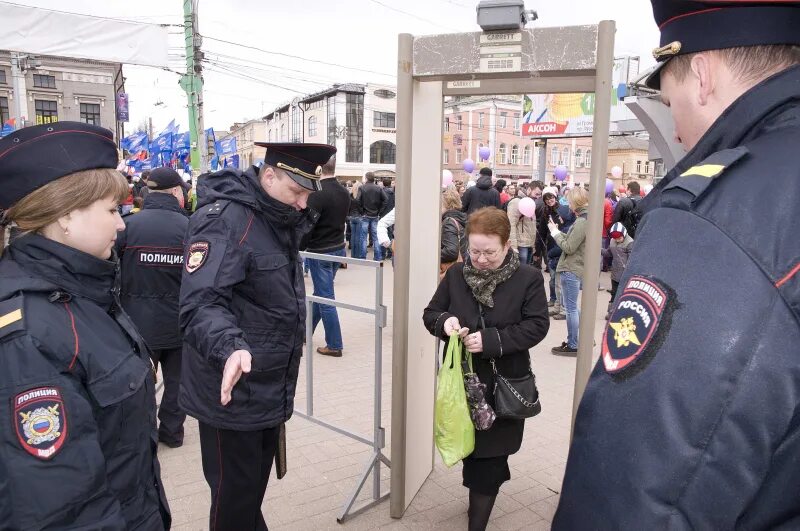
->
<box><xmin>468</xmin><ymin>490</ymin><xmax>497</xmax><ymax>531</ymax></box>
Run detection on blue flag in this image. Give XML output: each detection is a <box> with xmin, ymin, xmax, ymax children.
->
<box><xmin>218</xmin><ymin>136</ymin><xmax>237</xmax><ymax>156</ymax></box>
<box><xmin>150</xmin><ymin>132</ymin><xmax>174</xmax><ymax>154</ymax></box>
<box><xmin>175</xmin><ymin>131</ymin><xmax>190</xmax><ymax>150</ymax></box>
<box><xmin>159</xmin><ymin>119</ymin><xmax>179</xmax><ymax>136</ymax></box>
<box><xmin>122</xmin><ymin>131</ymin><xmax>148</xmax><ymax>153</ymax></box>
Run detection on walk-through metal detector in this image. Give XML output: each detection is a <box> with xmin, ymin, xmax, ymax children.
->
<box><xmin>390</xmin><ymin>21</ymin><xmax>616</xmax><ymax>517</ymax></box>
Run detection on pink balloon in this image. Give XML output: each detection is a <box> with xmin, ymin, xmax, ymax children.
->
<box><xmin>442</xmin><ymin>169</ymin><xmax>453</xmax><ymax>188</ymax></box>
<box><xmin>517</xmin><ymin>197</ymin><xmax>536</xmax><ymax>218</ymax></box>
<box><xmin>611</xmin><ymin>166</ymin><xmax>623</xmax><ymax>178</ymax></box>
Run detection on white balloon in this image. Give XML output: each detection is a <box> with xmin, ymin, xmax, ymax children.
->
<box><xmin>611</xmin><ymin>166</ymin><xmax>623</xmax><ymax>178</ymax></box>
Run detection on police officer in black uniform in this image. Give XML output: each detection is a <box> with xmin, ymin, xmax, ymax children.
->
<box><xmin>554</xmin><ymin>2</ymin><xmax>800</xmax><ymax>529</ymax></box>
<box><xmin>0</xmin><ymin>122</ymin><xmax>170</xmax><ymax>529</ymax></box>
<box><xmin>117</xmin><ymin>167</ymin><xmax>189</xmax><ymax>447</ymax></box>
<box><xmin>180</xmin><ymin>142</ymin><xmax>335</xmax><ymax>530</ymax></box>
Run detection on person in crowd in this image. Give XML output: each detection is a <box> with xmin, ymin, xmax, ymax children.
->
<box><xmin>506</xmin><ymin>183</ymin><xmax>517</xmax><ymax>200</ymax></box>
<box><xmin>540</xmin><ymin>192</ymin><xmax>562</xmax><ymax>308</ymax></box>
<box><xmin>612</xmin><ymin>180</ymin><xmax>643</xmax><ymax>238</ymax></box>
<box><xmin>377</xmin><ymin>207</ymin><xmax>395</xmax><ymax>267</ymax></box>
<box><xmin>423</xmin><ymin>207</ymin><xmax>549</xmax><ymax>531</ymax></box>
<box><xmin>0</xmin><ymin>122</ymin><xmax>170</xmax><ymax>529</ymax></box>
<box><xmin>180</xmin><ymin>142</ymin><xmax>335</xmax><ymax>530</ymax></box>
<box><xmin>495</xmin><ymin>179</ymin><xmax>510</xmax><ymax>206</ymax></box>
<box><xmin>137</xmin><ymin>169</ymin><xmax>151</xmax><ymax>198</ymax></box>
<box><xmin>601</xmin><ymin>193</ymin><xmax>615</xmax><ymax>272</ymax></box>
<box><xmin>357</xmin><ymin>172</ymin><xmax>387</xmax><ymax>261</ymax></box>
<box><xmin>116</xmin><ymin>167</ymin><xmax>190</xmax><ymax>449</ymax></box>
<box><xmin>548</xmin><ymin>187</ymin><xmax>589</xmax><ymax>355</ymax></box>
<box><xmin>462</xmin><ymin>167</ymin><xmax>501</xmax><ymax>215</ymax></box>
<box><xmin>439</xmin><ymin>187</ymin><xmax>467</xmax><ymax>278</ymax></box>
<box><xmin>126</xmin><ymin>195</ymin><xmax>144</xmax><ymax>215</ymax></box>
<box><xmin>601</xmin><ymin>222</ymin><xmax>634</xmax><ymax>319</ymax></box>
<box><xmin>381</xmin><ymin>177</ymin><xmax>395</xmax><ymax>260</ymax></box>
<box><xmin>555</xmin><ymin>2</ymin><xmax>800</xmax><ymax>527</ymax></box>
<box><xmin>347</xmin><ymin>180</ymin><xmax>362</xmax><ymax>256</ymax></box>
<box><xmin>506</xmin><ymin>189</ymin><xmax>537</xmax><ymax>265</ymax></box>
<box><xmin>303</xmin><ymin>155</ymin><xmax>349</xmax><ymax>358</ymax></box>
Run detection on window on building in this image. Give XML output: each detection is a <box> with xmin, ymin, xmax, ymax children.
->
<box><xmin>33</xmin><ymin>74</ymin><xmax>56</xmax><ymax>89</ymax></box>
<box><xmin>513</xmin><ymin>113</ymin><xmax>520</xmax><ymax>131</ymax></box>
<box><xmin>444</xmin><ymin>117</ymin><xmax>450</xmax><ymax>132</ymax></box>
<box><xmin>280</xmin><ymin>123</ymin><xmax>286</xmax><ymax>141</ymax></box>
<box><xmin>456</xmin><ymin>148</ymin><xmax>462</xmax><ymax>162</ymax></box>
<box><xmin>0</xmin><ymin>70</ymin><xmax>6</xmax><ymax>84</ymax></box>
<box><xmin>499</xmin><ymin>112</ymin><xmax>507</xmax><ymax>128</ymax></box>
<box><xmin>644</xmin><ymin>160</ymin><xmax>650</xmax><ymax>174</ymax></box>
<box><xmin>585</xmin><ymin>148</ymin><xmax>592</xmax><ymax>168</ymax></box>
<box><xmin>478</xmin><ymin>112</ymin><xmax>484</xmax><ymax>128</ymax></box>
<box><xmin>0</xmin><ymin>97</ymin><xmax>8</xmax><ymax>125</ymax></box>
<box><xmin>373</xmin><ymin>111</ymin><xmax>396</xmax><ymax>128</ymax></box>
<box><xmin>79</xmin><ymin>103</ymin><xmax>101</xmax><ymax>126</ymax></box>
<box><xmin>267</xmin><ymin>129</ymin><xmax>272</xmax><ymax>142</ymax></box>
<box><xmin>291</xmin><ymin>107</ymin><xmax>302</xmax><ymax>142</ymax></box>
<box><xmin>346</xmin><ymin>93</ymin><xmax>364</xmax><ymax>163</ymax></box>
<box><xmin>522</xmin><ymin>145</ymin><xmax>532</xmax><ymax>165</ymax></box>
<box><xmin>34</xmin><ymin>99</ymin><xmax>58</xmax><ymax>125</ymax></box>
<box><xmin>511</xmin><ymin>145</ymin><xmax>520</xmax><ymax>165</ymax></box>
<box><xmin>308</xmin><ymin>116</ymin><xmax>317</xmax><ymax>137</ymax></box>
<box><xmin>370</xmin><ymin>141</ymin><xmax>396</xmax><ymax>164</ymax></box>
<box><xmin>327</xmin><ymin>96</ymin><xmax>337</xmax><ymax>146</ymax></box>
<box><xmin>574</xmin><ymin>148</ymin><xmax>583</xmax><ymax>167</ymax></box>
<box><xmin>457</xmin><ymin>115</ymin><xmax>463</xmax><ymax>131</ymax></box>
<box><xmin>550</xmin><ymin>146</ymin><xmax>559</xmax><ymax>167</ymax></box>
<box><xmin>498</xmin><ymin>143</ymin><xmax>507</xmax><ymax>164</ymax></box>
<box><xmin>443</xmin><ymin>149</ymin><xmax>449</xmax><ymax>165</ymax></box>
<box><xmin>636</xmin><ymin>160</ymin><xmax>642</xmax><ymax>173</ymax></box>
<box><xmin>562</xmin><ymin>147</ymin><xmax>570</xmax><ymax>166</ymax></box>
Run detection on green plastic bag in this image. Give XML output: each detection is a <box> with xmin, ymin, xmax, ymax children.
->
<box><xmin>434</xmin><ymin>334</ymin><xmax>475</xmax><ymax>467</ymax></box>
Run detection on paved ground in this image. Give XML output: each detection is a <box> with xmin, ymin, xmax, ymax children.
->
<box><xmin>161</xmin><ymin>258</ymin><xmax>611</xmax><ymax>530</ymax></box>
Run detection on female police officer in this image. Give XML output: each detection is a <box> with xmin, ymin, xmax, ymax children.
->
<box><xmin>0</xmin><ymin>122</ymin><xmax>170</xmax><ymax>529</ymax></box>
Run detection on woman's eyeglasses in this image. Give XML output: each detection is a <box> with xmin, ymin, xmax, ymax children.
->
<box><xmin>468</xmin><ymin>248</ymin><xmax>501</xmax><ymax>259</ymax></box>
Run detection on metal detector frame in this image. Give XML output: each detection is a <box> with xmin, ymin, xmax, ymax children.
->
<box><xmin>295</xmin><ymin>251</ymin><xmax>390</xmax><ymax>523</ymax></box>
<box><xmin>391</xmin><ymin>21</ymin><xmax>616</xmax><ymax>518</ymax></box>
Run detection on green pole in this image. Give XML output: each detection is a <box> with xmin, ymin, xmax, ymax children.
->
<box><xmin>180</xmin><ymin>0</ymin><xmax>204</xmax><ymax>179</ymax></box>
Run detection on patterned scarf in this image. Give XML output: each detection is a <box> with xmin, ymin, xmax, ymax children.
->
<box><xmin>462</xmin><ymin>250</ymin><xmax>520</xmax><ymax>308</ymax></box>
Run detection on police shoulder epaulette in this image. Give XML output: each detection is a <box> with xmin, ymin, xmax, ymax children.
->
<box><xmin>0</xmin><ymin>295</ymin><xmax>25</xmax><ymax>340</ymax></box>
<box><xmin>665</xmin><ymin>146</ymin><xmax>750</xmax><ymax>200</ymax></box>
<box><xmin>204</xmin><ymin>200</ymin><xmax>230</xmax><ymax>218</ymax></box>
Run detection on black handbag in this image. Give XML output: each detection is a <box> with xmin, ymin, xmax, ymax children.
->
<box><xmin>478</xmin><ymin>303</ymin><xmax>542</xmax><ymax>420</ymax></box>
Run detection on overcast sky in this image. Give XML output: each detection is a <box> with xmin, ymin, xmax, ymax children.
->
<box><xmin>11</xmin><ymin>0</ymin><xmax>659</xmax><ymax>135</ymax></box>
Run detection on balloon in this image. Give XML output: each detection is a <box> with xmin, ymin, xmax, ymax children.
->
<box><xmin>643</xmin><ymin>184</ymin><xmax>654</xmax><ymax>195</ymax></box>
<box><xmin>554</xmin><ymin>165</ymin><xmax>568</xmax><ymax>181</ymax></box>
<box><xmin>518</xmin><ymin>197</ymin><xmax>536</xmax><ymax>218</ymax></box>
<box><xmin>478</xmin><ymin>146</ymin><xmax>491</xmax><ymax>161</ymax></box>
<box><xmin>611</xmin><ymin>165</ymin><xmax>623</xmax><ymax>178</ymax></box>
<box><xmin>618</xmin><ymin>185</ymin><xmax>626</xmax><ymax>194</ymax></box>
<box><xmin>463</xmin><ymin>158</ymin><xmax>475</xmax><ymax>173</ymax></box>
<box><xmin>442</xmin><ymin>169</ymin><xmax>453</xmax><ymax>188</ymax></box>
<box><xmin>605</xmin><ymin>178</ymin><xmax>614</xmax><ymax>194</ymax></box>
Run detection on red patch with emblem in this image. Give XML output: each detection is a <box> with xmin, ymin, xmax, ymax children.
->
<box><xmin>603</xmin><ymin>276</ymin><xmax>668</xmax><ymax>374</ymax></box>
<box><xmin>185</xmin><ymin>241</ymin><xmax>209</xmax><ymax>274</ymax></box>
<box><xmin>13</xmin><ymin>387</ymin><xmax>67</xmax><ymax>460</ymax></box>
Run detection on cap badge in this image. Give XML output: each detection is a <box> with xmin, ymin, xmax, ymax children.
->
<box><xmin>652</xmin><ymin>41</ymin><xmax>682</xmax><ymax>61</ymax></box>
<box><xmin>315</xmin><ymin>165</ymin><xmax>322</xmax><ymax>176</ymax></box>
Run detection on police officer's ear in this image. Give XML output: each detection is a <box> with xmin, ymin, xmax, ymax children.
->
<box><xmin>689</xmin><ymin>53</ymin><xmax>717</xmax><ymax>106</ymax></box>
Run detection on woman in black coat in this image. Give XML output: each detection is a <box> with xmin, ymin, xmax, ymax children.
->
<box><xmin>423</xmin><ymin>207</ymin><xmax>550</xmax><ymax>531</ymax></box>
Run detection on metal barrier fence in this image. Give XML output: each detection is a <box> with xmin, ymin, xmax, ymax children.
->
<box><xmin>297</xmin><ymin>251</ymin><xmax>390</xmax><ymax>523</ymax></box>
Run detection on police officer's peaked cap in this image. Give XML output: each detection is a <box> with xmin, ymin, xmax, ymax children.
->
<box><xmin>0</xmin><ymin>121</ymin><xmax>118</xmax><ymax>209</ymax></box>
<box><xmin>254</xmin><ymin>142</ymin><xmax>337</xmax><ymax>192</ymax></box>
<box><xmin>645</xmin><ymin>0</ymin><xmax>800</xmax><ymax>89</ymax></box>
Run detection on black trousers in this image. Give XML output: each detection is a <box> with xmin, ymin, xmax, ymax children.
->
<box><xmin>151</xmin><ymin>347</ymin><xmax>186</xmax><ymax>443</ymax></box>
<box><xmin>198</xmin><ymin>422</ymin><xmax>279</xmax><ymax>531</ymax></box>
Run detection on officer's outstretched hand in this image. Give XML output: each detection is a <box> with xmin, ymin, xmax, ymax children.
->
<box><xmin>221</xmin><ymin>350</ymin><xmax>252</xmax><ymax>406</ymax></box>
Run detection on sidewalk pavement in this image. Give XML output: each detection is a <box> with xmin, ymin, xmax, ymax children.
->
<box><xmin>162</xmin><ymin>262</ymin><xmax>611</xmax><ymax>530</ymax></box>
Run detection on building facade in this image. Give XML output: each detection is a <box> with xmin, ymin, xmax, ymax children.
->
<box><xmin>0</xmin><ymin>51</ymin><xmax>123</xmax><ymax>140</ymax></box>
<box><xmin>222</xmin><ymin>118</ymin><xmax>268</xmax><ymax>169</ymax></box>
<box><xmin>262</xmin><ymin>83</ymin><xmax>397</xmax><ymax>181</ymax></box>
<box><xmin>607</xmin><ymin>136</ymin><xmax>654</xmax><ymax>188</ymax></box>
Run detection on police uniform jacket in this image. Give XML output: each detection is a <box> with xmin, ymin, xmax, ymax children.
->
<box><xmin>179</xmin><ymin>167</ymin><xmax>316</xmax><ymax>431</ymax></box>
<box><xmin>0</xmin><ymin>233</ymin><xmax>170</xmax><ymax>530</ymax></box>
<box><xmin>116</xmin><ymin>192</ymin><xmax>188</xmax><ymax>350</ymax></box>
<box><xmin>554</xmin><ymin>65</ymin><xmax>800</xmax><ymax>530</ymax></box>
<box><xmin>423</xmin><ymin>258</ymin><xmax>549</xmax><ymax>457</ymax></box>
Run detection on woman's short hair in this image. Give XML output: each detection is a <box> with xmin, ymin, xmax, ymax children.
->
<box><xmin>442</xmin><ymin>187</ymin><xmax>462</xmax><ymax>211</ymax></box>
<box><xmin>466</xmin><ymin>207</ymin><xmax>511</xmax><ymax>245</ymax></box>
<box><xmin>567</xmin><ymin>186</ymin><xmax>589</xmax><ymax>212</ymax></box>
<box><xmin>4</xmin><ymin>168</ymin><xmax>128</xmax><ymax>234</ymax></box>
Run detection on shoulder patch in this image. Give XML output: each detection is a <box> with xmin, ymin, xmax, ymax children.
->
<box><xmin>205</xmin><ymin>201</ymin><xmax>229</xmax><ymax>218</ymax></box>
<box><xmin>0</xmin><ymin>295</ymin><xmax>24</xmax><ymax>340</ymax></box>
<box><xmin>13</xmin><ymin>387</ymin><xmax>67</xmax><ymax>460</ymax></box>
<box><xmin>185</xmin><ymin>241</ymin><xmax>210</xmax><ymax>274</ymax></box>
<box><xmin>666</xmin><ymin>147</ymin><xmax>750</xmax><ymax>202</ymax></box>
<box><xmin>602</xmin><ymin>276</ymin><xmax>675</xmax><ymax>378</ymax></box>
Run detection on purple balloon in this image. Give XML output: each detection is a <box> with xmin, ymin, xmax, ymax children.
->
<box><xmin>605</xmin><ymin>178</ymin><xmax>614</xmax><ymax>194</ymax></box>
<box><xmin>554</xmin><ymin>165</ymin><xmax>568</xmax><ymax>181</ymax></box>
<box><xmin>478</xmin><ymin>146</ymin><xmax>491</xmax><ymax>161</ymax></box>
<box><xmin>463</xmin><ymin>158</ymin><xmax>475</xmax><ymax>173</ymax></box>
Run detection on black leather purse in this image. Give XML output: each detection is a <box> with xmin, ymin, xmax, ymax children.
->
<box><xmin>478</xmin><ymin>303</ymin><xmax>542</xmax><ymax>420</ymax></box>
